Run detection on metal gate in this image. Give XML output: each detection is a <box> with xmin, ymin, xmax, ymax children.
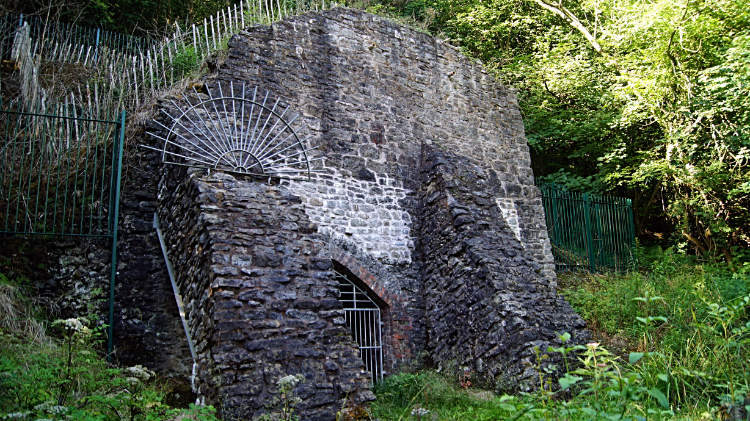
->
<box><xmin>539</xmin><ymin>182</ymin><xmax>637</xmax><ymax>274</ymax></box>
<box><xmin>334</xmin><ymin>269</ymin><xmax>384</xmax><ymax>382</ymax></box>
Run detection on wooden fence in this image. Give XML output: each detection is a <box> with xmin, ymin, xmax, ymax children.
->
<box><xmin>1</xmin><ymin>0</ymin><xmax>336</xmax><ymax>117</ymax></box>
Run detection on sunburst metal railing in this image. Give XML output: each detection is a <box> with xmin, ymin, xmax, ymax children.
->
<box><xmin>145</xmin><ymin>84</ymin><xmax>323</xmax><ymax>179</ymax></box>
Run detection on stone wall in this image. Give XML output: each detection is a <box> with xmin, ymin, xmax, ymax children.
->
<box><xmin>2</xmin><ymin>236</ymin><xmax>110</xmax><ymax>322</ymax></box>
<box><xmin>156</xmin><ymin>165</ymin><xmax>374</xmax><ymax>420</ymax></box>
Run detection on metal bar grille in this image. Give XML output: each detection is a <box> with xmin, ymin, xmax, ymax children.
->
<box><xmin>0</xmin><ymin>104</ymin><xmax>124</xmax><ymax>237</ymax></box>
<box><xmin>334</xmin><ymin>269</ymin><xmax>384</xmax><ymax>382</ymax></box>
<box><xmin>539</xmin><ymin>182</ymin><xmax>637</xmax><ymax>274</ymax></box>
<box><xmin>0</xmin><ymin>101</ymin><xmax>125</xmax><ymax>361</ymax></box>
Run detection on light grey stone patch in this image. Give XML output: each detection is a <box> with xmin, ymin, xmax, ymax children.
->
<box><xmin>285</xmin><ymin>168</ymin><xmax>413</xmax><ymax>263</ymax></box>
<box><xmin>496</xmin><ymin>198</ymin><xmax>523</xmax><ymax>242</ymax></box>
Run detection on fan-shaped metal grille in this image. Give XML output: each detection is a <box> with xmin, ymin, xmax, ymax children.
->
<box><xmin>144</xmin><ymin>84</ymin><xmax>321</xmax><ymax>179</ymax></box>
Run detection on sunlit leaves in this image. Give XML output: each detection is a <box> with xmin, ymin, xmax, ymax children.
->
<box><xmin>410</xmin><ymin>0</ymin><xmax>750</xmax><ymax>254</ymax></box>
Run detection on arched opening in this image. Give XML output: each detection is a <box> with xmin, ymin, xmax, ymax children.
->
<box><xmin>333</xmin><ymin>264</ymin><xmax>385</xmax><ymax>382</ymax></box>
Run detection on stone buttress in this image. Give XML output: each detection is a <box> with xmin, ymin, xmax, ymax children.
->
<box><xmin>157</xmin><ymin>166</ymin><xmax>374</xmax><ymax>420</ymax></box>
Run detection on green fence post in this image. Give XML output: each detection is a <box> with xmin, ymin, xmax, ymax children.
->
<box><xmin>107</xmin><ymin>110</ymin><xmax>125</xmax><ymax>362</ymax></box>
<box><xmin>583</xmin><ymin>193</ymin><xmax>595</xmax><ymax>273</ymax></box>
<box><xmin>627</xmin><ymin>197</ymin><xmax>637</xmax><ymax>271</ymax></box>
<box><xmin>549</xmin><ymin>184</ymin><xmax>557</xmax><ymax>246</ymax></box>
<box><xmin>94</xmin><ymin>28</ymin><xmax>100</xmax><ymax>63</ymax></box>
<box><xmin>594</xmin><ymin>199</ymin><xmax>601</xmax><ymax>272</ymax></box>
<box><xmin>550</xmin><ymin>185</ymin><xmax>563</xmax><ymax>271</ymax></box>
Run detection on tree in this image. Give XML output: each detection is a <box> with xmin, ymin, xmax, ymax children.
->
<box><xmin>381</xmin><ymin>0</ymin><xmax>750</xmax><ymax>261</ymax></box>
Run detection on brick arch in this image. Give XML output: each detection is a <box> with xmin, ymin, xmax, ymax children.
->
<box><xmin>329</xmin><ymin>246</ymin><xmax>414</xmax><ymax>376</ymax></box>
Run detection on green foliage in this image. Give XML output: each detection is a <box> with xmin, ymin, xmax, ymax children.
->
<box><xmin>561</xmin><ymin>254</ymin><xmax>750</xmax><ymax>412</ymax></box>
<box><xmin>81</xmin><ymin>0</ymin><xmax>232</xmax><ymax>36</ymax></box>
<box><xmin>11</xmin><ymin>0</ymin><xmax>234</xmax><ymax>35</ymax></box>
<box><xmin>372</xmin><ymin>371</ymin><xmax>513</xmax><ymax>420</ymax></box>
<box><xmin>0</xmin><ymin>284</ymin><xmax>218</xmax><ymax>421</ymax></box>
<box><xmin>374</xmin><ymin>0</ymin><xmax>750</xmax><ymax>257</ymax></box>
<box><xmin>562</xmin><ymin>248</ymin><xmax>750</xmax><ymax>338</ymax></box>
<box><xmin>371</xmin><ymin>348</ymin><xmax>679</xmax><ymax>420</ymax></box>
<box><xmin>171</xmin><ymin>46</ymin><xmax>200</xmax><ymax>78</ymax></box>
<box><xmin>148</xmin><ymin>404</ymin><xmax>220</xmax><ymax>421</ymax></box>
<box><xmin>538</xmin><ymin>169</ymin><xmax>605</xmax><ymax>194</ymax></box>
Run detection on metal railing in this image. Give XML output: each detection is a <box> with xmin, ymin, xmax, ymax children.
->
<box><xmin>334</xmin><ymin>269</ymin><xmax>384</xmax><ymax>382</ymax></box>
<box><xmin>0</xmin><ymin>104</ymin><xmax>124</xmax><ymax>237</ymax></box>
<box><xmin>0</xmin><ymin>100</ymin><xmax>125</xmax><ymax>358</ymax></box>
<box><xmin>539</xmin><ymin>182</ymin><xmax>637</xmax><ymax>274</ymax></box>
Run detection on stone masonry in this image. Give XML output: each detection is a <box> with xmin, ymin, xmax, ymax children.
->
<box><xmin>418</xmin><ymin>147</ymin><xmax>587</xmax><ymax>389</ymax></box>
<box><xmin>155</xmin><ymin>165</ymin><xmax>374</xmax><ymax>420</ymax></box>
<box><xmin>103</xmin><ymin>6</ymin><xmax>590</xmax><ymax>420</ymax></box>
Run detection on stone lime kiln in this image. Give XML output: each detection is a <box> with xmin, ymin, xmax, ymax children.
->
<box><xmin>122</xmin><ymin>7</ymin><xmax>588</xmax><ymax>420</ymax></box>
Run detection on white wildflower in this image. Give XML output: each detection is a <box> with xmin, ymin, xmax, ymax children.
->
<box><xmin>411</xmin><ymin>407</ymin><xmax>430</xmax><ymax>417</ymax></box>
<box><xmin>3</xmin><ymin>411</ymin><xmax>31</xmax><ymax>419</ymax></box>
<box><xmin>278</xmin><ymin>374</ymin><xmax>304</xmax><ymax>388</ymax></box>
<box><xmin>277</xmin><ymin>374</ymin><xmax>305</xmax><ymax>393</ymax></box>
<box><xmin>125</xmin><ymin>365</ymin><xmax>154</xmax><ymax>381</ymax></box>
<box><xmin>47</xmin><ymin>406</ymin><xmax>67</xmax><ymax>416</ymax></box>
<box><xmin>53</xmin><ymin>318</ymin><xmax>84</xmax><ymax>333</ymax></box>
<box><xmin>125</xmin><ymin>377</ymin><xmax>141</xmax><ymax>386</ymax></box>
<box><xmin>32</xmin><ymin>404</ymin><xmax>49</xmax><ymax>413</ymax></box>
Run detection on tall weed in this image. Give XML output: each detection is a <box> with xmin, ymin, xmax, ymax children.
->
<box><xmin>561</xmin><ymin>248</ymin><xmax>750</xmax><ymax>412</ymax></box>
<box><xmin>0</xmin><ymin>275</ymin><xmax>218</xmax><ymax>420</ymax></box>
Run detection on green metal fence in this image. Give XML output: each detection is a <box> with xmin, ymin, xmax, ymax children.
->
<box><xmin>539</xmin><ymin>182</ymin><xmax>637</xmax><ymax>274</ymax></box>
<box><xmin>0</xmin><ymin>100</ymin><xmax>125</xmax><ymax>358</ymax></box>
<box><xmin>0</xmin><ymin>105</ymin><xmax>124</xmax><ymax>237</ymax></box>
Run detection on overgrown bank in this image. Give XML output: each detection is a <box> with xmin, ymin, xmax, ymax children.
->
<box><xmin>372</xmin><ymin>250</ymin><xmax>750</xmax><ymax>420</ymax></box>
<box><xmin>0</xmin><ymin>259</ymin><xmax>219</xmax><ymax>421</ymax></box>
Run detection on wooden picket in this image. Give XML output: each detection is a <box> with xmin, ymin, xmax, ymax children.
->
<box><xmin>2</xmin><ymin>0</ymin><xmax>339</xmax><ymax>116</ymax></box>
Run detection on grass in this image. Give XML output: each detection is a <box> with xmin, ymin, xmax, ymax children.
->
<box><xmin>0</xmin><ymin>274</ymin><xmax>219</xmax><ymax>421</ymax></box>
<box><xmin>0</xmin><ymin>282</ymin><xmax>48</xmax><ymax>344</ymax></box>
<box><xmin>371</xmin><ymin>247</ymin><xmax>750</xmax><ymax>421</ymax></box>
<box><xmin>372</xmin><ymin>371</ymin><xmax>519</xmax><ymax>421</ymax></box>
<box><xmin>560</xmin><ymin>247</ymin><xmax>750</xmax><ymax>410</ymax></box>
